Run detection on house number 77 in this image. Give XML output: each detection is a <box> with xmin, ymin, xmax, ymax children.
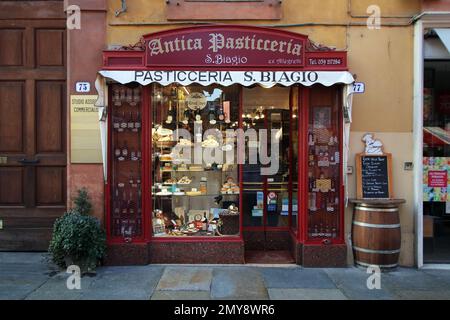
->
<box><xmin>352</xmin><ymin>82</ymin><xmax>365</xmax><ymax>94</ymax></box>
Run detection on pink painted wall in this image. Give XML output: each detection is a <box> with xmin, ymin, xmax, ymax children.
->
<box><xmin>67</xmin><ymin>0</ymin><xmax>107</xmax><ymax>222</ymax></box>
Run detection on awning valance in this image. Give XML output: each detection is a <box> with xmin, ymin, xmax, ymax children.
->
<box><xmin>98</xmin><ymin>70</ymin><xmax>354</xmax><ymax>88</ymax></box>
<box><xmin>435</xmin><ymin>28</ymin><xmax>450</xmax><ymax>54</ymax></box>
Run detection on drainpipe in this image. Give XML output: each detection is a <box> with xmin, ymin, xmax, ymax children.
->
<box><xmin>115</xmin><ymin>0</ymin><xmax>127</xmax><ymax>17</ymax></box>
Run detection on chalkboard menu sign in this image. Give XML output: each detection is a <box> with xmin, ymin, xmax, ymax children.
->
<box><xmin>356</xmin><ymin>154</ymin><xmax>393</xmax><ymax>199</ymax></box>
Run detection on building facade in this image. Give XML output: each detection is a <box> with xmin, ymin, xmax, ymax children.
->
<box><xmin>0</xmin><ymin>0</ymin><xmax>449</xmax><ymax>267</ymax></box>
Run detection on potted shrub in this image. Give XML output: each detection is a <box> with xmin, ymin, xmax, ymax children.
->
<box><xmin>49</xmin><ymin>188</ymin><xmax>106</xmax><ymax>274</ymax></box>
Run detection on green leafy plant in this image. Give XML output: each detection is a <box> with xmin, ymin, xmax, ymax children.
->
<box><xmin>73</xmin><ymin>187</ymin><xmax>92</xmax><ymax>215</ymax></box>
<box><xmin>48</xmin><ymin>188</ymin><xmax>106</xmax><ymax>272</ymax></box>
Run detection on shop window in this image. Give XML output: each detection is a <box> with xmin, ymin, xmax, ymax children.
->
<box><xmin>151</xmin><ymin>84</ymin><xmax>240</xmax><ymax>237</ymax></box>
<box><xmin>110</xmin><ymin>84</ymin><xmax>144</xmax><ymax>241</ymax></box>
<box><xmin>307</xmin><ymin>88</ymin><xmax>341</xmax><ymax>240</ymax></box>
<box><xmin>165</xmin><ymin>0</ymin><xmax>282</xmax><ymax>21</ymax></box>
<box><xmin>423</xmin><ymin>60</ymin><xmax>450</xmax><ymax>263</ymax></box>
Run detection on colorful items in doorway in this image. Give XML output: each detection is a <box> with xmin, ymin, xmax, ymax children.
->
<box><xmin>220</xmin><ymin>177</ymin><xmax>239</xmax><ymax>194</ymax></box>
<box><xmin>423</xmin><ymin>157</ymin><xmax>450</xmax><ymax>202</ymax></box>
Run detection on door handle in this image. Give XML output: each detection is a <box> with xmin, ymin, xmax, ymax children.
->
<box><xmin>18</xmin><ymin>158</ymin><xmax>40</xmax><ymax>165</ymax></box>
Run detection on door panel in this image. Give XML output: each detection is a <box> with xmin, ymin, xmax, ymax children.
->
<box><xmin>0</xmin><ymin>4</ymin><xmax>66</xmax><ymax>251</ymax></box>
<box><xmin>0</xmin><ymin>29</ymin><xmax>24</xmax><ymax>66</ymax></box>
<box><xmin>36</xmin><ymin>167</ymin><xmax>65</xmax><ymax>206</ymax></box>
<box><xmin>0</xmin><ymin>167</ymin><xmax>24</xmax><ymax>205</ymax></box>
<box><xmin>36</xmin><ymin>81</ymin><xmax>65</xmax><ymax>153</ymax></box>
<box><xmin>0</xmin><ymin>81</ymin><xmax>24</xmax><ymax>152</ymax></box>
<box><xmin>36</xmin><ymin>29</ymin><xmax>65</xmax><ymax>67</ymax></box>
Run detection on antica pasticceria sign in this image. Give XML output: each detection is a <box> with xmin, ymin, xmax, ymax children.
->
<box><xmin>144</xmin><ymin>26</ymin><xmax>307</xmax><ymax>68</ymax></box>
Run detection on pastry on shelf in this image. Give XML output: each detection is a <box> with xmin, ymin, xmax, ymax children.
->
<box><xmin>159</xmin><ymin>154</ymin><xmax>173</xmax><ymax>161</ymax></box>
<box><xmin>155</xmin><ymin>190</ymin><xmax>172</xmax><ymax>196</ymax></box>
<box><xmin>201</xmin><ymin>135</ymin><xmax>219</xmax><ymax>148</ymax></box>
<box><xmin>177</xmin><ymin>138</ymin><xmax>192</xmax><ymax>146</ymax></box>
<box><xmin>189</xmin><ymin>165</ymin><xmax>203</xmax><ymax>171</ymax></box>
<box><xmin>163</xmin><ymin>178</ymin><xmax>178</xmax><ymax>185</ymax></box>
<box><xmin>186</xmin><ymin>188</ymin><xmax>202</xmax><ymax>196</ymax></box>
<box><xmin>177</xmin><ymin>176</ymin><xmax>192</xmax><ymax>185</ymax></box>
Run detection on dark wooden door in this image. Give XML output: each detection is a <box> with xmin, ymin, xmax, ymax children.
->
<box><xmin>0</xmin><ymin>2</ymin><xmax>66</xmax><ymax>250</ymax></box>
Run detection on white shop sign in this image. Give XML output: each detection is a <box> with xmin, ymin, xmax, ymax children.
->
<box><xmin>99</xmin><ymin>70</ymin><xmax>354</xmax><ymax>88</ymax></box>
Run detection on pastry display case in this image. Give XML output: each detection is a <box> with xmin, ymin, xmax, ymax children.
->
<box><xmin>109</xmin><ymin>84</ymin><xmax>144</xmax><ymax>241</ymax></box>
<box><xmin>151</xmin><ymin>83</ymin><xmax>241</xmax><ymax>237</ymax></box>
<box><xmin>306</xmin><ymin>102</ymin><xmax>341</xmax><ymax>241</ymax></box>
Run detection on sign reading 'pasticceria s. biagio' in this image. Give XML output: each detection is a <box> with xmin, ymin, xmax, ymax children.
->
<box><xmin>144</xmin><ymin>26</ymin><xmax>306</xmax><ymax>68</ymax></box>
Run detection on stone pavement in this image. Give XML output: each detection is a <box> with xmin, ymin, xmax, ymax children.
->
<box><xmin>1</xmin><ymin>252</ymin><xmax>450</xmax><ymax>300</ymax></box>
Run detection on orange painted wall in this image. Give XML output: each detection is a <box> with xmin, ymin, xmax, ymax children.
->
<box><xmin>422</xmin><ymin>0</ymin><xmax>450</xmax><ymax>11</ymax></box>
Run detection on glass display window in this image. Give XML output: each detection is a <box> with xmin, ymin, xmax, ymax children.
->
<box><xmin>307</xmin><ymin>87</ymin><xmax>341</xmax><ymax>241</ymax></box>
<box><xmin>151</xmin><ymin>83</ymin><xmax>241</xmax><ymax>237</ymax></box>
<box><xmin>110</xmin><ymin>84</ymin><xmax>143</xmax><ymax>241</ymax></box>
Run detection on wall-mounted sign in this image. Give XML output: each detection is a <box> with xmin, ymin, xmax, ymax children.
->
<box><xmin>103</xmin><ymin>26</ymin><xmax>348</xmax><ymax>71</ymax></box>
<box><xmin>144</xmin><ymin>26</ymin><xmax>307</xmax><ymax>68</ymax></box>
<box><xmin>352</xmin><ymin>82</ymin><xmax>365</xmax><ymax>94</ymax></box>
<box><xmin>75</xmin><ymin>81</ymin><xmax>90</xmax><ymax>93</ymax></box>
<box><xmin>356</xmin><ymin>134</ymin><xmax>393</xmax><ymax>199</ymax></box>
<box><xmin>99</xmin><ymin>70</ymin><xmax>354</xmax><ymax>88</ymax></box>
<box><xmin>70</xmin><ymin>95</ymin><xmax>102</xmax><ymax>163</ymax></box>
<box><xmin>423</xmin><ymin>157</ymin><xmax>449</xmax><ymax>202</ymax></box>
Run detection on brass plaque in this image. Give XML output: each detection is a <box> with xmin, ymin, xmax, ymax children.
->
<box><xmin>0</xmin><ymin>156</ymin><xmax>7</xmax><ymax>164</ymax></box>
<box><xmin>70</xmin><ymin>95</ymin><xmax>102</xmax><ymax>163</ymax></box>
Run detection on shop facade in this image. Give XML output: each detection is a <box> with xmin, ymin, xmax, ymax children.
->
<box><xmin>413</xmin><ymin>6</ymin><xmax>450</xmax><ymax>267</ymax></box>
<box><xmin>97</xmin><ymin>25</ymin><xmax>353</xmax><ymax>266</ymax></box>
<box><xmin>3</xmin><ymin>0</ymin><xmax>445</xmax><ymax>267</ymax></box>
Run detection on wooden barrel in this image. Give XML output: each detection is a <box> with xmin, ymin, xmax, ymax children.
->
<box><xmin>351</xmin><ymin>203</ymin><xmax>401</xmax><ymax>270</ymax></box>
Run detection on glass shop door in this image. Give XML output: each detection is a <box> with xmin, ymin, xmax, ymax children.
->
<box><xmin>242</xmin><ymin>86</ymin><xmax>298</xmax><ymax>258</ymax></box>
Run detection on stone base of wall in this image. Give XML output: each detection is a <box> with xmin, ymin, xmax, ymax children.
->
<box><xmin>149</xmin><ymin>240</ymin><xmax>245</xmax><ymax>264</ymax></box>
<box><xmin>301</xmin><ymin>244</ymin><xmax>347</xmax><ymax>268</ymax></box>
<box><xmin>104</xmin><ymin>240</ymin><xmax>348</xmax><ymax>267</ymax></box>
<box><xmin>104</xmin><ymin>243</ymin><xmax>150</xmax><ymax>266</ymax></box>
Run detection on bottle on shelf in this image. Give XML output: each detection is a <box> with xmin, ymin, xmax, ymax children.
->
<box><xmin>217</xmin><ymin>103</ymin><xmax>225</xmax><ymax>122</ymax></box>
<box><xmin>127</xmin><ymin>111</ymin><xmax>135</xmax><ymax>130</ymax></box>
<box><xmin>208</xmin><ymin>102</ymin><xmax>216</xmax><ymax>125</ymax></box>
<box><xmin>166</xmin><ymin>100</ymin><xmax>174</xmax><ymax>124</ymax></box>
<box><xmin>113</xmin><ymin>115</ymin><xmax>121</xmax><ymax>131</ymax></box>
<box><xmin>113</xmin><ymin>86</ymin><xmax>121</xmax><ymax>107</ymax></box>
<box><xmin>113</xmin><ymin>188</ymin><xmax>120</xmax><ymax>217</ymax></box>
<box><xmin>119</xmin><ymin>86</ymin><xmax>126</xmax><ymax>103</ymax></box>
<box><xmin>126</xmin><ymin>88</ymin><xmax>133</xmax><ymax>105</ymax></box>
<box><xmin>121</xmin><ymin>140</ymin><xmax>129</xmax><ymax>160</ymax></box>
<box><xmin>133</xmin><ymin>111</ymin><xmax>141</xmax><ymax>132</ymax></box>
<box><xmin>202</xmin><ymin>212</ymin><xmax>208</xmax><ymax>231</ymax></box>
<box><xmin>120</xmin><ymin>112</ymin><xmax>127</xmax><ymax>131</ymax></box>
<box><xmin>132</xmin><ymin>87</ymin><xmax>141</xmax><ymax>106</ymax></box>
<box><xmin>114</xmin><ymin>145</ymin><xmax>121</xmax><ymax>159</ymax></box>
<box><xmin>128</xmin><ymin>190</ymin><xmax>135</xmax><ymax>215</ymax></box>
<box><xmin>182</xmin><ymin>108</ymin><xmax>190</xmax><ymax>125</ymax></box>
<box><xmin>121</xmin><ymin>192</ymin><xmax>128</xmax><ymax>215</ymax></box>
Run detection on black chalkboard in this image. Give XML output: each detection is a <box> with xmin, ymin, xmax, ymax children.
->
<box><xmin>356</xmin><ymin>154</ymin><xmax>392</xmax><ymax>199</ymax></box>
